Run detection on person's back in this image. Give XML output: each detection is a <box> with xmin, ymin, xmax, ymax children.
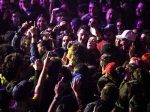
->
<box><xmin>84</xmin><ymin>83</ymin><xmax>119</xmax><ymax>112</ymax></box>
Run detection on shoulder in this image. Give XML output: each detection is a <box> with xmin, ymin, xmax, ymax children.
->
<box><xmin>84</xmin><ymin>100</ymin><xmax>98</xmax><ymax>112</ymax></box>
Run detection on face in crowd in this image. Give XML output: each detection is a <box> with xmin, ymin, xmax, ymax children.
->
<box><xmin>106</xmin><ymin>8</ymin><xmax>115</xmax><ymax>24</ymax></box>
<box><xmin>36</xmin><ymin>16</ymin><xmax>47</xmax><ymax>31</ymax></box>
<box><xmin>62</xmin><ymin>35</ymin><xmax>71</xmax><ymax>49</ymax></box>
<box><xmin>119</xmin><ymin>38</ymin><xmax>129</xmax><ymax>51</ymax></box>
<box><xmin>116</xmin><ymin>20</ymin><xmax>124</xmax><ymax>34</ymax></box>
<box><xmin>77</xmin><ymin>28</ymin><xmax>89</xmax><ymax>45</ymax></box>
<box><xmin>37</xmin><ymin>42</ymin><xmax>46</xmax><ymax>55</ymax></box>
<box><xmin>89</xmin><ymin>1</ymin><xmax>99</xmax><ymax>17</ymax></box>
<box><xmin>11</xmin><ymin>11</ymin><xmax>21</xmax><ymax>26</ymax></box>
<box><xmin>87</xmin><ymin>36</ymin><xmax>97</xmax><ymax>49</ymax></box>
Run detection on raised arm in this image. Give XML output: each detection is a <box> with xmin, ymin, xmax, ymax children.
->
<box><xmin>30</xmin><ymin>26</ymin><xmax>40</xmax><ymax>63</ymax></box>
<box><xmin>33</xmin><ymin>52</ymin><xmax>52</xmax><ymax>102</ymax></box>
<box><xmin>11</xmin><ymin>21</ymin><xmax>32</xmax><ymax>50</ymax></box>
<box><xmin>48</xmin><ymin>77</ymin><xmax>64</xmax><ymax>112</ymax></box>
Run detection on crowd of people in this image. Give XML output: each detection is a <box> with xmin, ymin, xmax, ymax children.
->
<box><xmin>0</xmin><ymin>0</ymin><xmax>150</xmax><ymax>112</ymax></box>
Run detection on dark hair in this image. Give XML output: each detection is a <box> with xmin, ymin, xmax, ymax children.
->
<box><xmin>71</xmin><ymin>18</ymin><xmax>82</xmax><ymax>32</ymax></box>
<box><xmin>77</xmin><ymin>25</ymin><xmax>90</xmax><ymax>34</ymax></box>
<box><xmin>48</xmin><ymin>57</ymin><xmax>62</xmax><ymax>76</ymax></box>
<box><xmin>73</xmin><ymin>63</ymin><xmax>89</xmax><ymax>78</ymax></box>
<box><xmin>0</xmin><ymin>44</ymin><xmax>15</xmax><ymax>66</ymax></box>
<box><xmin>2</xmin><ymin>53</ymin><xmax>23</xmax><ymax>81</ymax></box>
<box><xmin>59</xmin><ymin>66</ymin><xmax>72</xmax><ymax>82</ymax></box>
<box><xmin>12</xmin><ymin>80</ymin><xmax>33</xmax><ymax>102</ymax></box>
<box><xmin>101</xmin><ymin>83</ymin><xmax>119</xmax><ymax>102</ymax></box>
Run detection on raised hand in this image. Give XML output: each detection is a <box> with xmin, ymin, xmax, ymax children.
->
<box><xmin>67</xmin><ymin>41</ymin><xmax>75</xmax><ymax>49</ymax></box>
<box><xmin>54</xmin><ymin>77</ymin><xmax>64</xmax><ymax>97</ymax></box>
<box><xmin>28</xmin><ymin>25</ymin><xmax>38</xmax><ymax>37</ymax></box>
<box><xmin>43</xmin><ymin>52</ymin><xmax>52</xmax><ymax>71</ymax></box>
<box><xmin>21</xmin><ymin>21</ymin><xmax>32</xmax><ymax>29</ymax></box>
<box><xmin>32</xmin><ymin>59</ymin><xmax>43</xmax><ymax>71</ymax></box>
<box><xmin>61</xmin><ymin>52</ymin><xmax>68</xmax><ymax>65</ymax></box>
<box><xmin>71</xmin><ymin>76</ymin><xmax>81</xmax><ymax>96</ymax></box>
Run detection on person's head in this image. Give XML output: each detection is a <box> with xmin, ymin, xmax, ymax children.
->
<box><xmin>100</xmin><ymin>53</ymin><xmax>116</xmax><ymax>74</ymax></box>
<box><xmin>116</xmin><ymin>19</ymin><xmax>124</xmax><ymax>34</ymax></box>
<box><xmin>11</xmin><ymin>10</ymin><xmax>21</xmax><ymax>27</ymax></box>
<box><xmin>66</xmin><ymin>42</ymin><xmax>88</xmax><ymax>66</ymax></box>
<box><xmin>106</xmin><ymin>8</ymin><xmax>116</xmax><ymax>24</ymax></box>
<box><xmin>58</xmin><ymin>19</ymin><xmax>70</xmax><ymax>31</ymax></box>
<box><xmin>36</xmin><ymin>14</ymin><xmax>47</xmax><ymax>31</ymax></box>
<box><xmin>120</xmin><ymin>38</ymin><xmax>130</xmax><ymax>50</ymax></box>
<box><xmin>37</xmin><ymin>40</ymin><xmax>47</xmax><ymax>55</ymax></box>
<box><xmin>87</xmin><ymin>35</ymin><xmax>97</xmax><ymax>49</ymax></box>
<box><xmin>2</xmin><ymin>53</ymin><xmax>23</xmax><ymax>81</ymax></box>
<box><xmin>62</xmin><ymin>34</ymin><xmax>72</xmax><ymax>49</ymax></box>
<box><xmin>0</xmin><ymin>44</ymin><xmax>15</xmax><ymax>67</ymax></box>
<box><xmin>89</xmin><ymin>1</ymin><xmax>100</xmax><ymax>17</ymax></box>
<box><xmin>0</xmin><ymin>0</ymin><xmax>9</xmax><ymax>12</ymax></box>
<box><xmin>116</xmin><ymin>30</ymin><xmax>136</xmax><ymax>50</ymax></box>
<box><xmin>70</xmin><ymin>18</ymin><xmax>81</xmax><ymax>34</ymax></box>
<box><xmin>136</xmin><ymin>2</ymin><xmax>145</xmax><ymax>17</ymax></box>
<box><xmin>101</xmin><ymin>44</ymin><xmax>117</xmax><ymax>55</ymax></box>
<box><xmin>59</xmin><ymin>66</ymin><xmax>72</xmax><ymax>82</ymax></box>
<box><xmin>47</xmin><ymin>57</ymin><xmax>62</xmax><ymax>76</ymax></box>
<box><xmin>103</xmin><ymin>24</ymin><xmax>117</xmax><ymax>42</ymax></box>
<box><xmin>100</xmin><ymin>83</ymin><xmax>118</xmax><ymax>102</ymax></box>
<box><xmin>77</xmin><ymin>25</ymin><xmax>90</xmax><ymax>45</ymax></box>
<box><xmin>140</xmin><ymin>31</ymin><xmax>150</xmax><ymax>50</ymax></box>
<box><xmin>12</xmin><ymin>80</ymin><xmax>33</xmax><ymax>102</ymax></box>
<box><xmin>20</xmin><ymin>36</ymin><xmax>31</xmax><ymax>54</ymax></box>
<box><xmin>88</xmin><ymin>17</ymin><xmax>98</xmax><ymax>28</ymax></box>
<box><xmin>55</xmin><ymin>12</ymin><xmax>66</xmax><ymax>24</ymax></box>
<box><xmin>135</xmin><ymin>19</ymin><xmax>144</xmax><ymax>30</ymax></box>
<box><xmin>19</xmin><ymin>0</ymin><xmax>31</xmax><ymax>11</ymax></box>
<box><xmin>73</xmin><ymin>63</ymin><xmax>89</xmax><ymax>80</ymax></box>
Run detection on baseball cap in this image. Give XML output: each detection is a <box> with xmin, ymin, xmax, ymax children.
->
<box><xmin>116</xmin><ymin>30</ymin><xmax>136</xmax><ymax>41</ymax></box>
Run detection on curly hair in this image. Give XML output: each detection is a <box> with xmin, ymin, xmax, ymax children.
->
<box><xmin>2</xmin><ymin>53</ymin><xmax>23</xmax><ymax>81</ymax></box>
<box><xmin>68</xmin><ymin>42</ymin><xmax>88</xmax><ymax>66</ymax></box>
